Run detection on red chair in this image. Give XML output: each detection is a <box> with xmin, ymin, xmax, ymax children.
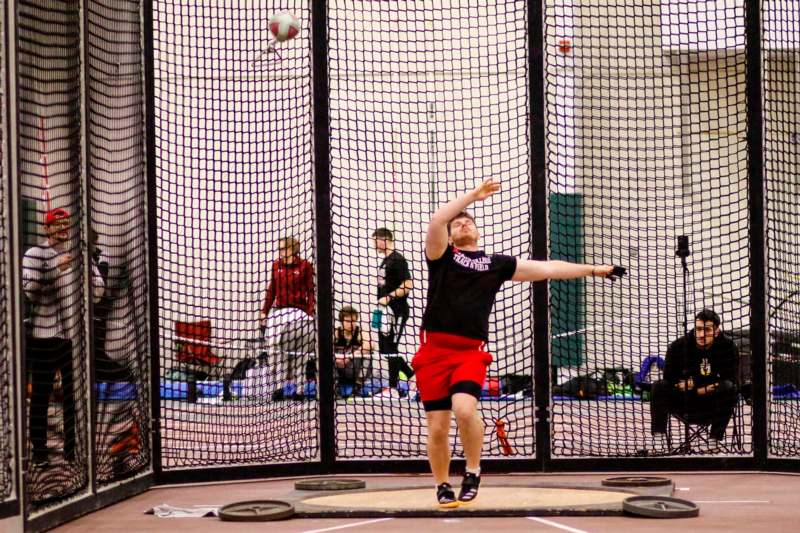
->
<box><xmin>174</xmin><ymin>319</ymin><xmax>220</xmax><ymax>366</ymax></box>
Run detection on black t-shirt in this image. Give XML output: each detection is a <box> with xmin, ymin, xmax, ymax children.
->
<box><xmin>335</xmin><ymin>326</ymin><xmax>362</xmax><ymax>352</ymax></box>
<box><xmin>664</xmin><ymin>331</ymin><xmax>739</xmax><ymax>388</ymax></box>
<box><xmin>377</xmin><ymin>250</ymin><xmax>411</xmax><ymax>318</ymax></box>
<box><xmin>421</xmin><ymin>245</ymin><xmax>517</xmax><ymax>341</ymax></box>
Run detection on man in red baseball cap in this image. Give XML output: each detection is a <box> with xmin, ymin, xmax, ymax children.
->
<box><xmin>45</xmin><ymin>207</ymin><xmax>71</xmax><ymax>245</ymax></box>
<box><xmin>44</xmin><ymin>207</ymin><xmax>69</xmax><ymax>225</ymax></box>
<box><xmin>22</xmin><ymin>206</ymin><xmax>104</xmax><ymax>468</ymax></box>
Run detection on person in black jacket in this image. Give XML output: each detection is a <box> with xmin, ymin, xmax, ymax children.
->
<box><xmin>650</xmin><ymin>308</ymin><xmax>739</xmax><ymax>445</ymax></box>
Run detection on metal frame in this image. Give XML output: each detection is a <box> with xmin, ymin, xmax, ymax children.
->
<box><xmin>20</xmin><ymin>0</ymin><xmax>95</xmax><ymax>524</ymax></box>
<box><xmin>0</xmin><ymin>4</ymin><xmax>794</xmax><ymax>529</ymax></box>
<box><xmin>24</xmin><ymin>474</ymin><xmax>151</xmax><ymax>533</ymax></box>
<box><xmin>142</xmin><ymin>0</ymin><xmax>162</xmax><ymax>482</ymax></box>
<box><xmin>79</xmin><ymin>0</ymin><xmax>98</xmax><ymax>498</ymax></box>
<box><xmin>311</xmin><ymin>0</ymin><xmax>335</xmax><ymax>469</ymax></box>
<box><xmin>529</xmin><ymin>0</ymin><xmax>552</xmax><ymax>474</ymax></box>
<box><xmin>0</xmin><ymin>0</ymin><xmax>21</xmax><ymax>521</ymax></box>
<box><xmin>82</xmin><ymin>0</ymin><xmax>155</xmax><ymax>502</ymax></box>
<box><xmin>8</xmin><ymin>0</ymin><xmax>26</xmax><ymax>522</ymax></box>
<box><xmin>744</xmin><ymin>0</ymin><xmax>768</xmax><ymax>468</ymax></box>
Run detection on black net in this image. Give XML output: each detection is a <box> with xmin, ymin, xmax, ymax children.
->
<box><xmin>17</xmin><ymin>0</ymin><xmax>90</xmax><ymax>507</ymax></box>
<box><xmin>764</xmin><ymin>0</ymin><xmax>800</xmax><ymax>458</ymax></box>
<box><xmin>545</xmin><ymin>1</ymin><xmax>752</xmax><ymax>457</ymax></box>
<box><xmin>0</xmin><ymin>0</ymin><xmax>12</xmax><ymax>503</ymax></box>
<box><xmin>153</xmin><ymin>1</ymin><xmax>317</xmax><ymax>469</ymax></box>
<box><xmin>328</xmin><ymin>0</ymin><xmax>534</xmax><ymax>459</ymax></box>
<box><xmin>0</xmin><ymin>3</ymin><xmax>798</xmax><ymax>527</ymax></box>
<box><xmin>85</xmin><ymin>0</ymin><xmax>150</xmax><ymax>483</ymax></box>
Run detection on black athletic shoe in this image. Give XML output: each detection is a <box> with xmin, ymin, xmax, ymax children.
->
<box><xmin>436</xmin><ymin>482</ymin><xmax>459</xmax><ymax>508</ymax></box>
<box><xmin>458</xmin><ymin>473</ymin><xmax>481</xmax><ymax>503</ymax></box>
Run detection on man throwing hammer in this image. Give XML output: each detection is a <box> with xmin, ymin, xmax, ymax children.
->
<box><xmin>413</xmin><ymin>179</ymin><xmax>625</xmax><ymax>507</ymax></box>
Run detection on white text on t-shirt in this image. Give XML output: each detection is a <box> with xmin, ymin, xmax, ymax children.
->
<box><xmin>453</xmin><ymin>251</ymin><xmax>490</xmax><ymax>272</ymax></box>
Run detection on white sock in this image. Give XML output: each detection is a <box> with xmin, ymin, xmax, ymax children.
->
<box><xmin>466</xmin><ymin>467</ymin><xmax>481</xmax><ymax>477</ymax></box>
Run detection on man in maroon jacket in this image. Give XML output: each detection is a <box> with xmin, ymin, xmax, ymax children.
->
<box><xmin>260</xmin><ymin>236</ymin><xmax>316</xmax><ymax>400</ymax></box>
<box><xmin>260</xmin><ymin>236</ymin><xmax>315</xmax><ymax>318</ymax></box>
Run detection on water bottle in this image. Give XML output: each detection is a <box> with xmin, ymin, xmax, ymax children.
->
<box><xmin>371</xmin><ymin>307</ymin><xmax>383</xmax><ymax>330</ymax></box>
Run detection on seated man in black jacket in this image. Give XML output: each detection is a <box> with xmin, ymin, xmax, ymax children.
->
<box><xmin>650</xmin><ymin>309</ymin><xmax>739</xmax><ymax>446</ymax></box>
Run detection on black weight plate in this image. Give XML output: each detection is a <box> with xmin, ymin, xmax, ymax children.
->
<box><xmin>218</xmin><ymin>500</ymin><xmax>295</xmax><ymax>522</ymax></box>
<box><xmin>602</xmin><ymin>476</ymin><xmax>673</xmax><ymax>487</ymax></box>
<box><xmin>623</xmin><ymin>496</ymin><xmax>699</xmax><ymax>518</ymax></box>
<box><xmin>295</xmin><ymin>478</ymin><xmax>366</xmax><ymax>491</ymax></box>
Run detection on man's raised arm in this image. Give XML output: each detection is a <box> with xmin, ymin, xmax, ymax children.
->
<box><xmin>426</xmin><ymin>179</ymin><xmax>500</xmax><ymax>260</ymax></box>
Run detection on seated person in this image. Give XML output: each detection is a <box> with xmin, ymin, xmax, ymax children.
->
<box><xmin>334</xmin><ymin>305</ymin><xmax>373</xmax><ymax>396</ymax></box>
<box><xmin>651</xmin><ymin>308</ymin><xmax>739</xmax><ymax>446</ymax></box>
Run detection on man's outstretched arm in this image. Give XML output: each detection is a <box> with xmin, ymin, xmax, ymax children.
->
<box><xmin>426</xmin><ymin>179</ymin><xmax>500</xmax><ymax>260</ymax></box>
<box><xmin>511</xmin><ymin>260</ymin><xmax>620</xmax><ymax>282</ymax></box>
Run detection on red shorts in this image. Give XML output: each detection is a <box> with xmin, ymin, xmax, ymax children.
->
<box><xmin>411</xmin><ymin>330</ymin><xmax>493</xmax><ymax>411</ymax></box>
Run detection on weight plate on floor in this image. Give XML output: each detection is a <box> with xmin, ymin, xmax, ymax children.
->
<box><xmin>295</xmin><ymin>478</ymin><xmax>366</xmax><ymax>491</ymax></box>
<box><xmin>217</xmin><ymin>500</ymin><xmax>294</xmax><ymax>522</ymax></box>
<box><xmin>622</xmin><ymin>496</ymin><xmax>699</xmax><ymax>518</ymax></box>
<box><xmin>602</xmin><ymin>476</ymin><xmax>673</xmax><ymax>487</ymax></box>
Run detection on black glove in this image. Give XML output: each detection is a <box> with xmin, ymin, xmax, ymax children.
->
<box><xmin>607</xmin><ymin>265</ymin><xmax>627</xmax><ymax>281</ymax></box>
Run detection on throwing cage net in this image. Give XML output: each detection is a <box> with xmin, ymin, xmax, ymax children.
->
<box><xmin>153</xmin><ymin>0</ymin><xmax>318</xmax><ymax>468</ymax></box>
<box><xmin>546</xmin><ymin>0</ymin><xmax>752</xmax><ymax>457</ymax></box>
<box><xmin>85</xmin><ymin>0</ymin><xmax>150</xmax><ymax>484</ymax></box>
<box><xmin>0</xmin><ymin>0</ymin><xmax>799</xmax><ymax>529</ymax></box>
<box><xmin>18</xmin><ymin>0</ymin><xmax>90</xmax><ymax>507</ymax></box>
<box><xmin>13</xmin><ymin>0</ymin><xmax>151</xmax><ymax>512</ymax></box>
<box><xmin>764</xmin><ymin>0</ymin><xmax>800</xmax><ymax>458</ymax></box>
<box><xmin>328</xmin><ymin>0</ymin><xmax>534</xmax><ymax>459</ymax></box>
